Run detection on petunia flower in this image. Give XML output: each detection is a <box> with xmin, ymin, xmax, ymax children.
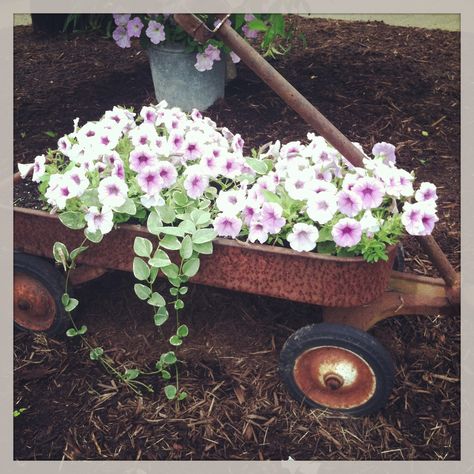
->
<box><xmin>230</xmin><ymin>51</ymin><xmax>241</xmax><ymax>63</ymax></box>
<box><xmin>287</xmin><ymin>223</ymin><xmax>319</xmax><ymax>252</ymax></box>
<box><xmin>146</xmin><ymin>20</ymin><xmax>166</xmax><ymax>44</ymax></box>
<box><xmin>372</xmin><ymin>142</ymin><xmax>397</xmax><ymax>165</ymax></box>
<box><xmin>113</xmin><ymin>14</ymin><xmax>131</xmax><ymax>26</ymax></box>
<box><xmin>140</xmin><ymin>193</ymin><xmax>165</xmax><ymax>209</ymax></box>
<box><xmin>216</xmin><ymin>189</ymin><xmax>246</xmax><ymax>215</ymax></box>
<box><xmin>17</xmin><ymin>162</ymin><xmax>34</xmax><ymax>179</ymax></box>
<box><xmin>213</xmin><ymin>214</ymin><xmax>242</xmax><ymax>238</ymax></box>
<box><xmin>64</xmin><ymin>167</ymin><xmax>89</xmax><ymax>196</ymax></box>
<box><xmin>359</xmin><ymin>210</ymin><xmax>381</xmax><ymax>237</ymax></box>
<box><xmin>137</xmin><ymin>166</ymin><xmax>164</xmax><ymax>196</ymax></box>
<box><xmin>248</xmin><ymin>220</ymin><xmax>268</xmax><ymax>244</ymax></box>
<box><xmin>307</xmin><ymin>191</ymin><xmax>338</xmax><ymax>224</ymax></box>
<box><xmin>112</xmin><ymin>26</ymin><xmax>131</xmax><ymax>48</ymax></box>
<box><xmin>85</xmin><ymin>206</ymin><xmax>114</xmax><ymax>235</ymax></box>
<box><xmin>129</xmin><ymin>146</ymin><xmax>158</xmax><ymax>172</ymax></box>
<box><xmin>183</xmin><ymin>170</ymin><xmax>209</xmax><ymax>199</ymax></box>
<box><xmin>353</xmin><ymin>176</ymin><xmax>385</xmax><ymax>209</ymax></box>
<box><xmin>32</xmin><ymin>155</ymin><xmax>46</xmax><ymax>183</ymax></box>
<box><xmin>331</xmin><ymin>218</ymin><xmax>362</xmax><ymax>247</ymax></box>
<box><xmin>337</xmin><ymin>189</ymin><xmax>363</xmax><ymax>217</ymax></box>
<box><xmin>97</xmin><ymin>175</ymin><xmax>128</xmax><ymax>209</ymax></box>
<box><xmin>260</xmin><ymin>202</ymin><xmax>286</xmax><ymax>234</ymax></box>
<box><xmin>415</xmin><ymin>182</ymin><xmax>438</xmax><ymax>205</ymax></box>
<box><xmin>127</xmin><ymin>17</ymin><xmax>144</xmax><ymax>38</ymax></box>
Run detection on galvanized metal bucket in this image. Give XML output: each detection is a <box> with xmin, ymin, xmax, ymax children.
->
<box><xmin>147</xmin><ymin>41</ymin><xmax>226</xmax><ymax>112</ymax></box>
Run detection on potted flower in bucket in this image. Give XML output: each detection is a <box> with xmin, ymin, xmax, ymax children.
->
<box><xmin>17</xmin><ymin>101</ymin><xmax>439</xmax><ymax>400</ymax></box>
<box><xmin>111</xmin><ymin>14</ymin><xmax>290</xmax><ymax>112</ymax></box>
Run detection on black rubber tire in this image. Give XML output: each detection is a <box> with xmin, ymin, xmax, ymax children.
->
<box><xmin>279</xmin><ymin>323</ymin><xmax>395</xmax><ymax>416</ymax></box>
<box><xmin>392</xmin><ymin>244</ymin><xmax>405</xmax><ymax>272</ymax></box>
<box><xmin>14</xmin><ymin>252</ymin><xmax>69</xmax><ymax>337</ymax></box>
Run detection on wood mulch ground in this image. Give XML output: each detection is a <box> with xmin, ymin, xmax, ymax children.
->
<box><xmin>14</xmin><ymin>16</ymin><xmax>460</xmax><ymax>460</ymax></box>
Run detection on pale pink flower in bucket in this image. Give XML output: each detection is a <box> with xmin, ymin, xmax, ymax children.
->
<box><xmin>213</xmin><ymin>214</ymin><xmax>242</xmax><ymax>239</ymax></box>
<box><xmin>146</xmin><ymin>20</ymin><xmax>166</xmax><ymax>44</ymax></box>
<box><xmin>353</xmin><ymin>177</ymin><xmax>385</xmax><ymax>209</ymax></box>
<box><xmin>137</xmin><ymin>166</ymin><xmax>164</xmax><ymax>196</ymax></box>
<box><xmin>287</xmin><ymin>223</ymin><xmax>319</xmax><ymax>252</ymax></box>
<box><xmin>113</xmin><ymin>14</ymin><xmax>131</xmax><ymax>26</ymax></box>
<box><xmin>85</xmin><ymin>206</ymin><xmax>114</xmax><ymax>235</ymax></box>
<box><xmin>112</xmin><ymin>26</ymin><xmax>131</xmax><ymax>48</ymax></box>
<box><xmin>260</xmin><ymin>202</ymin><xmax>286</xmax><ymax>234</ymax></box>
<box><xmin>337</xmin><ymin>189</ymin><xmax>362</xmax><ymax>217</ymax></box>
<box><xmin>332</xmin><ymin>218</ymin><xmax>362</xmax><ymax>247</ymax></box>
<box><xmin>307</xmin><ymin>192</ymin><xmax>337</xmax><ymax>224</ymax></box>
<box><xmin>98</xmin><ymin>176</ymin><xmax>128</xmax><ymax>209</ymax></box>
<box><xmin>248</xmin><ymin>221</ymin><xmax>268</xmax><ymax>244</ymax></box>
<box><xmin>127</xmin><ymin>17</ymin><xmax>144</xmax><ymax>38</ymax></box>
<box><xmin>184</xmin><ymin>170</ymin><xmax>209</xmax><ymax>199</ymax></box>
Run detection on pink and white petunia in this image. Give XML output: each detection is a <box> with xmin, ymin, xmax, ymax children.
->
<box><xmin>415</xmin><ymin>182</ymin><xmax>437</xmax><ymax>205</ymax></box>
<box><xmin>216</xmin><ymin>189</ymin><xmax>246</xmax><ymax>215</ymax></box>
<box><xmin>397</xmin><ymin>169</ymin><xmax>415</xmax><ymax>197</ymax></box>
<box><xmin>129</xmin><ymin>123</ymin><xmax>159</xmax><ymax>148</ymax></box>
<box><xmin>194</xmin><ymin>52</ymin><xmax>214</xmax><ymax>72</ymax></box>
<box><xmin>359</xmin><ymin>210</ymin><xmax>381</xmax><ymax>237</ymax></box>
<box><xmin>230</xmin><ymin>51</ymin><xmax>241</xmax><ymax>63</ymax></box>
<box><xmin>213</xmin><ymin>214</ymin><xmax>242</xmax><ymax>238</ymax></box>
<box><xmin>32</xmin><ymin>155</ymin><xmax>46</xmax><ymax>182</ymax></box>
<box><xmin>145</xmin><ymin>20</ymin><xmax>166</xmax><ymax>44</ymax></box>
<box><xmin>127</xmin><ymin>17</ymin><xmax>144</xmax><ymax>38</ymax></box>
<box><xmin>64</xmin><ymin>167</ymin><xmax>89</xmax><ymax>196</ymax></box>
<box><xmin>85</xmin><ymin>206</ymin><xmax>114</xmax><ymax>235</ymax></box>
<box><xmin>140</xmin><ymin>106</ymin><xmax>158</xmax><ymax>124</ymax></box>
<box><xmin>307</xmin><ymin>191</ymin><xmax>338</xmax><ymax>224</ymax></box>
<box><xmin>260</xmin><ymin>202</ymin><xmax>286</xmax><ymax>234</ymax></box>
<box><xmin>183</xmin><ymin>131</ymin><xmax>204</xmax><ymax>161</ymax></box>
<box><xmin>285</xmin><ymin>171</ymin><xmax>312</xmax><ymax>201</ymax></box>
<box><xmin>331</xmin><ymin>217</ymin><xmax>362</xmax><ymax>247</ymax></box>
<box><xmin>287</xmin><ymin>223</ymin><xmax>319</xmax><ymax>252</ymax></box>
<box><xmin>113</xmin><ymin>14</ymin><xmax>131</xmax><ymax>26</ymax></box>
<box><xmin>337</xmin><ymin>189</ymin><xmax>363</xmax><ymax>217</ymax></box>
<box><xmin>129</xmin><ymin>146</ymin><xmax>158</xmax><ymax>172</ymax></box>
<box><xmin>220</xmin><ymin>154</ymin><xmax>243</xmax><ymax>179</ymax></box>
<box><xmin>168</xmin><ymin>131</ymin><xmax>186</xmax><ymax>155</ymax></box>
<box><xmin>248</xmin><ymin>220</ymin><xmax>268</xmax><ymax>244</ymax></box>
<box><xmin>183</xmin><ymin>170</ymin><xmax>209</xmax><ymax>199</ymax></box>
<box><xmin>372</xmin><ymin>142</ymin><xmax>397</xmax><ymax>165</ymax></box>
<box><xmin>155</xmin><ymin>161</ymin><xmax>177</xmax><ymax>188</ymax></box>
<box><xmin>353</xmin><ymin>177</ymin><xmax>385</xmax><ymax>209</ymax></box>
<box><xmin>401</xmin><ymin>202</ymin><xmax>438</xmax><ymax>236</ymax></box>
<box><xmin>97</xmin><ymin>175</ymin><xmax>128</xmax><ymax>209</ymax></box>
<box><xmin>17</xmin><ymin>162</ymin><xmax>34</xmax><ymax>179</ymax></box>
<box><xmin>280</xmin><ymin>141</ymin><xmax>302</xmax><ymax>160</ymax></box>
<box><xmin>137</xmin><ymin>166</ymin><xmax>164</xmax><ymax>196</ymax></box>
<box><xmin>57</xmin><ymin>135</ymin><xmax>72</xmax><ymax>154</ymax></box>
<box><xmin>45</xmin><ymin>175</ymin><xmax>80</xmax><ymax>210</ymax></box>
<box><xmin>112</xmin><ymin>26</ymin><xmax>131</xmax><ymax>48</ymax></box>
<box><xmin>241</xmin><ymin>199</ymin><xmax>261</xmax><ymax>225</ymax></box>
<box><xmin>140</xmin><ymin>193</ymin><xmax>165</xmax><ymax>209</ymax></box>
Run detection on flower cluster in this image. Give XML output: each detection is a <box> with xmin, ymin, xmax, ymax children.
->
<box><xmin>111</xmin><ymin>14</ymin><xmax>287</xmax><ymax>72</ymax></box>
<box><xmin>20</xmin><ymin>103</ymin><xmax>438</xmax><ymax>262</ymax></box>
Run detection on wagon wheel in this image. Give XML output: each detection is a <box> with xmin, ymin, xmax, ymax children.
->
<box><xmin>279</xmin><ymin>323</ymin><xmax>395</xmax><ymax>416</ymax></box>
<box><xmin>14</xmin><ymin>253</ymin><xmax>69</xmax><ymax>336</ymax></box>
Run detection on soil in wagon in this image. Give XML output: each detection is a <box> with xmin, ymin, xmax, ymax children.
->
<box><xmin>13</xmin><ymin>16</ymin><xmax>460</xmax><ymax>460</ymax></box>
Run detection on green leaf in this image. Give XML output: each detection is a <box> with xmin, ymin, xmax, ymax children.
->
<box><xmin>261</xmin><ymin>189</ymin><xmax>281</xmax><ymax>204</ymax></box>
<box><xmin>178</xmin><ymin>219</ymin><xmax>196</xmax><ymax>234</ymax></box>
<box><xmin>154</xmin><ymin>307</ymin><xmax>169</xmax><ymax>326</ymax></box>
<box><xmin>147</xmin><ymin>209</ymin><xmax>163</xmax><ymax>235</ymax></box>
<box><xmin>247</xmin><ymin>18</ymin><xmax>268</xmax><ymax>31</ymax></box>
<box><xmin>61</xmin><ymin>293</ymin><xmax>70</xmax><ymax>306</ymax></box>
<box><xmin>246</xmin><ymin>157</ymin><xmax>268</xmax><ymax>174</ymax></box>
<box><xmin>182</xmin><ymin>258</ymin><xmax>200</xmax><ymax>277</ymax></box>
<box><xmin>148</xmin><ymin>291</ymin><xmax>166</xmax><ymax>307</ymax></box>
<box><xmin>177</xmin><ymin>324</ymin><xmax>189</xmax><ymax>338</ymax></box>
<box><xmin>133</xmin><ymin>257</ymin><xmax>150</xmax><ymax>281</ymax></box>
<box><xmin>65</xmin><ymin>298</ymin><xmax>79</xmax><ymax>312</ymax></box>
<box><xmin>134</xmin><ymin>237</ymin><xmax>153</xmax><ymax>258</ymax></box>
<box><xmin>149</xmin><ymin>249</ymin><xmax>171</xmax><ymax>268</ymax></box>
<box><xmin>149</xmin><ymin>266</ymin><xmax>159</xmax><ymax>284</ymax></box>
<box><xmin>59</xmin><ymin>211</ymin><xmax>86</xmax><ymax>230</ymax></box>
<box><xmin>316</xmin><ymin>241</ymin><xmax>336</xmax><ymax>255</ymax></box>
<box><xmin>170</xmin><ymin>287</ymin><xmax>179</xmax><ymax>296</ymax></box>
<box><xmin>190</xmin><ymin>209</ymin><xmax>211</xmax><ymax>226</ymax></box>
<box><xmin>164</xmin><ymin>384</ymin><xmax>177</xmax><ymax>400</ymax></box>
<box><xmin>158</xmin><ymin>205</ymin><xmax>176</xmax><ymax>224</ymax></box>
<box><xmin>163</xmin><ymin>351</ymin><xmax>177</xmax><ymax>365</ymax></box>
<box><xmin>80</xmin><ymin>189</ymin><xmax>100</xmax><ymax>207</ymax></box>
<box><xmin>161</xmin><ymin>370</ymin><xmax>171</xmax><ymax>380</ymax></box>
<box><xmin>123</xmin><ymin>368</ymin><xmax>140</xmax><ymax>381</ymax></box>
<box><xmin>192</xmin><ymin>229</ymin><xmax>217</xmax><ymax>244</ymax></box>
<box><xmin>134</xmin><ymin>283</ymin><xmax>151</xmax><ymax>300</ymax></box>
<box><xmin>174</xmin><ymin>299</ymin><xmax>185</xmax><ymax>310</ymax></box>
<box><xmin>70</xmin><ymin>245</ymin><xmax>88</xmax><ymax>261</ymax></box>
<box><xmin>180</xmin><ymin>235</ymin><xmax>194</xmax><ymax>259</ymax></box>
<box><xmin>115</xmin><ymin>197</ymin><xmax>136</xmax><ymax>215</ymax></box>
<box><xmin>173</xmin><ymin>191</ymin><xmax>188</xmax><ymax>207</ymax></box>
<box><xmin>44</xmin><ymin>130</ymin><xmax>57</xmax><ymax>138</ymax></box>
<box><xmin>84</xmin><ymin>228</ymin><xmax>103</xmax><ymax>243</ymax></box>
<box><xmin>179</xmin><ymin>286</ymin><xmax>188</xmax><ymax>295</ymax></box>
<box><xmin>193</xmin><ymin>241</ymin><xmax>213</xmax><ymax>255</ymax></box>
<box><xmin>77</xmin><ymin>325</ymin><xmax>87</xmax><ymax>335</ymax></box>
<box><xmin>161</xmin><ymin>263</ymin><xmax>180</xmax><ymax>279</ymax></box>
<box><xmin>155</xmin><ymin>226</ymin><xmax>185</xmax><ymax>237</ymax></box>
<box><xmin>169</xmin><ymin>335</ymin><xmax>183</xmax><ymax>346</ymax></box>
<box><xmin>159</xmin><ymin>235</ymin><xmax>181</xmax><ymax>250</ymax></box>
<box><xmin>89</xmin><ymin>347</ymin><xmax>104</xmax><ymax>360</ymax></box>
<box><xmin>66</xmin><ymin>328</ymin><xmax>77</xmax><ymax>337</ymax></box>
<box><xmin>53</xmin><ymin>242</ymin><xmax>69</xmax><ymax>266</ymax></box>
<box><xmin>317</xmin><ymin>226</ymin><xmax>333</xmax><ymax>243</ymax></box>
<box><xmin>178</xmin><ymin>391</ymin><xmax>187</xmax><ymax>401</ymax></box>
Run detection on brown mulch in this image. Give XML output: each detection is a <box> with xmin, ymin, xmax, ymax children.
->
<box><xmin>14</xmin><ymin>16</ymin><xmax>460</xmax><ymax>460</ymax></box>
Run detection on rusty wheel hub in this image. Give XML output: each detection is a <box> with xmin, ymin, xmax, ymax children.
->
<box><xmin>14</xmin><ymin>271</ymin><xmax>56</xmax><ymax>331</ymax></box>
<box><xmin>294</xmin><ymin>346</ymin><xmax>376</xmax><ymax>410</ymax></box>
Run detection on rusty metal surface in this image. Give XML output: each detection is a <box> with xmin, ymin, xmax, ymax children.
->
<box><xmin>14</xmin><ymin>207</ymin><xmax>396</xmax><ymax>307</ymax></box>
<box><xmin>69</xmin><ymin>265</ymin><xmax>108</xmax><ymax>286</ymax></box>
<box><xmin>173</xmin><ymin>14</ymin><xmax>215</xmax><ymax>44</ymax></box>
<box><xmin>294</xmin><ymin>346</ymin><xmax>376</xmax><ymax>409</ymax></box>
<box><xmin>14</xmin><ymin>271</ymin><xmax>56</xmax><ymax>331</ymax></box>
<box><xmin>322</xmin><ymin>270</ymin><xmax>458</xmax><ymax>331</ymax></box>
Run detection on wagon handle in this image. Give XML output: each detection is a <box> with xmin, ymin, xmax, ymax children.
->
<box><xmin>174</xmin><ymin>14</ymin><xmax>460</xmax><ymax>292</ymax></box>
